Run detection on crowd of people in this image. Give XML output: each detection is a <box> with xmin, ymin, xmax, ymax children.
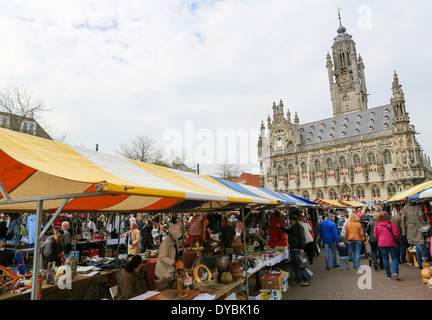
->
<box><xmin>314</xmin><ymin>200</ymin><xmax>432</xmax><ymax>282</ymax></box>
<box><xmin>1</xmin><ymin>201</ymin><xmax>431</xmax><ymax>299</ymax></box>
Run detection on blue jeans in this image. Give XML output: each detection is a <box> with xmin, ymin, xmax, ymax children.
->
<box><xmin>348</xmin><ymin>240</ymin><xmax>362</xmax><ymax>269</ymax></box>
<box><xmin>415</xmin><ymin>243</ymin><xmax>429</xmax><ymax>269</ymax></box>
<box><xmin>324</xmin><ymin>242</ymin><xmax>338</xmax><ymax>267</ymax></box>
<box><xmin>289</xmin><ymin>249</ymin><xmax>311</xmax><ymax>284</ymax></box>
<box><xmin>379</xmin><ymin>247</ymin><xmax>399</xmax><ymax>278</ymax></box>
<box><xmin>339</xmin><ymin>256</ymin><xmax>349</xmax><ymax>269</ymax></box>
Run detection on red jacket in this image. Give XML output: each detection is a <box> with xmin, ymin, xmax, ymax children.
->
<box><xmin>374</xmin><ymin>221</ymin><xmax>400</xmax><ymax>248</ymax></box>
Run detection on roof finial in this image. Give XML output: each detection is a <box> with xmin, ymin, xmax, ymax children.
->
<box><xmin>337</xmin><ymin>7</ymin><xmax>342</xmax><ymax>27</ymax></box>
<box><xmin>336</xmin><ymin>7</ymin><xmax>347</xmax><ymax>34</ymax></box>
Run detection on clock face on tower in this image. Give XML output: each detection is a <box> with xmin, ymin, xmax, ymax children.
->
<box><xmin>340</xmin><ymin>67</ymin><xmax>348</xmax><ymax>83</ymax></box>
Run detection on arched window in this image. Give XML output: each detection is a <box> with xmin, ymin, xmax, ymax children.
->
<box><xmin>372</xmin><ymin>185</ymin><xmax>381</xmax><ymax>203</ymax></box>
<box><xmin>329</xmin><ymin>188</ymin><xmax>338</xmax><ymax>201</ymax></box>
<box><xmin>353</xmin><ymin>155</ymin><xmax>362</xmax><ymax>174</ymax></box>
<box><xmin>276</xmin><ymin>137</ymin><xmax>284</xmax><ymax>150</ymax></box>
<box><xmin>289</xmin><ymin>164</ymin><xmax>295</xmax><ymax>180</ymax></box>
<box><xmin>315</xmin><ymin>161</ymin><xmax>322</xmax><ymax>179</ymax></box>
<box><xmin>301</xmin><ymin>163</ymin><xmax>308</xmax><ymax>179</ymax></box>
<box><xmin>356</xmin><ymin>187</ymin><xmax>365</xmax><ymax>201</ymax></box>
<box><xmin>278</xmin><ymin>167</ymin><xmax>284</xmax><ymax>182</ymax></box>
<box><xmin>368</xmin><ymin>153</ymin><xmax>377</xmax><ymax>172</ymax></box>
<box><xmin>340</xmin><ymin>157</ymin><xmax>348</xmax><ymax>176</ymax></box>
<box><xmin>327</xmin><ymin>159</ymin><xmax>334</xmax><ymax>177</ymax></box>
<box><xmin>303</xmin><ymin>191</ymin><xmax>310</xmax><ymax>200</ymax></box>
<box><xmin>384</xmin><ymin>151</ymin><xmax>392</xmax><ymax>165</ymax></box>
<box><xmin>316</xmin><ymin>189</ymin><xmax>324</xmax><ymax>199</ymax></box>
<box><xmin>387</xmin><ymin>184</ymin><xmax>397</xmax><ymax>198</ymax></box>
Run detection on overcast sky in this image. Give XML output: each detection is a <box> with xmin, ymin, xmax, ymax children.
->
<box><xmin>0</xmin><ymin>0</ymin><xmax>430</xmax><ymax>176</ymax></box>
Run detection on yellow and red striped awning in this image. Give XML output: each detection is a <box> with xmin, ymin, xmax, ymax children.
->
<box><xmin>0</xmin><ymin>128</ymin><xmax>278</xmax><ymax>213</ymax></box>
<box><xmin>313</xmin><ymin>199</ymin><xmax>346</xmax><ymax>207</ymax></box>
<box><xmin>339</xmin><ymin>200</ymin><xmax>365</xmax><ymax>207</ymax></box>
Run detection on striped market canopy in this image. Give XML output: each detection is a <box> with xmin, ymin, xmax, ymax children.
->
<box><xmin>407</xmin><ymin>185</ymin><xmax>432</xmax><ymax>200</ymax></box>
<box><xmin>340</xmin><ymin>200</ymin><xmax>365</xmax><ymax>207</ymax></box>
<box><xmin>313</xmin><ymin>199</ymin><xmax>346</xmax><ymax>207</ymax></box>
<box><xmin>385</xmin><ymin>180</ymin><xmax>432</xmax><ymax>202</ymax></box>
<box><xmin>0</xmin><ymin>128</ymin><xmax>278</xmax><ymax>213</ymax></box>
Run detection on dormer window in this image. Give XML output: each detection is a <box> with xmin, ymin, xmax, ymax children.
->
<box><xmin>384</xmin><ymin>122</ymin><xmax>388</xmax><ymax>128</ymax></box>
<box><xmin>370</xmin><ymin>111</ymin><xmax>375</xmax><ymax>117</ymax></box>
<box><xmin>332</xmin><ymin>120</ymin><xmax>336</xmax><ymax>126</ymax></box>
<box><xmin>344</xmin><ymin>117</ymin><xmax>348</xmax><ymax>123</ymax></box>
<box><xmin>369</xmin><ymin>126</ymin><xmax>373</xmax><ymax>132</ymax></box>
<box><xmin>317</xmin><ymin>135</ymin><xmax>322</xmax><ymax>141</ymax></box>
<box><xmin>331</xmin><ymin>126</ymin><xmax>335</xmax><ymax>131</ymax></box>
<box><xmin>370</xmin><ymin>118</ymin><xmax>374</xmax><ymax>123</ymax></box>
<box><xmin>384</xmin><ymin>115</ymin><xmax>389</xmax><ymax>121</ymax></box>
<box><xmin>357</xmin><ymin>114</ymin><xmax>361</xmax><ymax>120</ymax></box>
<box><xmin>356</xmin><ymin>121</ymin><xmax>360</xmax><ymax>127</ymax></box>
<box><xmin>321</xmin><ymin>122</ymin><xmax>325</xmax><ymax>128</ymax></box>
<box><xmin>385</xmin><ymin>108</ymin><xmax>389</xmax><ymax>114</ymax></box>
<box><xmin>341</xmin><ymin>131</ymin><xmax>346</xmax><ymax>136</ymax></box>
<box><xmin>343</xmin><ymin>124</ymin><xmax>347</xmax><ymax>130</ymax></box>
<box><xmin>329</xmin><ymin>133</ymin><xmax>334</xmax><ymax>139</ymax></box>
<box><xmin>355</xmin><ymin>128</ymin><xmax>359</xmax><ymax>134</ymax></box>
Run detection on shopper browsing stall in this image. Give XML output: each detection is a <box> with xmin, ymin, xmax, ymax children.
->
<box><xmin>155</xmin><ymin>221</ymin><xmax>182</xmax><ymax>279</ymax></box>
<box><xmin>115</xmin><ymin>255</ymin><xmax>148</xmax><ymax>300</ymax></box>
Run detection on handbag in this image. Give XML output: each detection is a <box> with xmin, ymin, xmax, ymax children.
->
<box><xmin>419</xmin><ymin>222</ymin><xmax>432</xmax><ymax>236</ymax></box>
<box><xmin>297</xmin><ymin>251</ymin><xmax>309</xmax><ymax>269</ymax></box>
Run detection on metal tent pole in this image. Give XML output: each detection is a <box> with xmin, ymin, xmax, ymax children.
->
<box><xmin>30</xmin><ymin>199</ymin><xmax>43</xmax><ymax>300</ymax></box>
<box><xmin>241</xmin><ymin>206</ymin><xmax>249</xmax><ymax>299</ymax></box>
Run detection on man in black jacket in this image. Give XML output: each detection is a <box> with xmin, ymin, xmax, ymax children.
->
<box><xmin>41</xmin><ymin>229</ymin><xmax>64</xmax><ymax>269</ymax></box>
<box><xmin>278</xmin><ymin>214</ymin><xmax>311</xmax><ymax>286</ymax></box>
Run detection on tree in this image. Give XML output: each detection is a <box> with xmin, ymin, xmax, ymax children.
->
<box><xmin>118</xmin><ymin>135</ymin><xmax>167</xmax><ymax>165</ymax></box>
<box><xmin>215</xmin><ymin>159</ymin><xmax>243</xmax><ymax>179</ymax></box>
<box><xmin>0</xmin><ymin>86</ymin><xmax>51</xmax><ymax>133</ymax></box>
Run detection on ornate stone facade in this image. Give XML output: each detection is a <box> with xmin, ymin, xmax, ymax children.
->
<box><xmin>257</xmin><ymin>15</ymin><xmax>432</xmax><ymax>203</ymax></box>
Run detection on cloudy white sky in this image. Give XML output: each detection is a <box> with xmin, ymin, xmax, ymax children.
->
<box><xmin>0</xmin><ymin>0</ymin><xmax>430</xmax><ymax>176</ymax></box>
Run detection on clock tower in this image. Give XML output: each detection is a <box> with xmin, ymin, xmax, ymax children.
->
<box><xmin>327</xmin><ymin>9</ymin><xmax>368</xmax><ymax>117</ymax></box>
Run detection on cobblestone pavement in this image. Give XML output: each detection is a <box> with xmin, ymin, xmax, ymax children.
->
<box><xmin>278</xmin><ymin>246</ymin><xmax>432</xmax><ymax>300</ymax></box>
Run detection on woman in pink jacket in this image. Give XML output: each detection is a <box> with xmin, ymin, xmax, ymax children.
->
<box><xmin>374</xmin><ymin>212</ymin><xmax>400</xmax><ymax>280</ymax></box>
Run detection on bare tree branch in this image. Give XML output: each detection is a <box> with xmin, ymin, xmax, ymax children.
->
<box><xmin>118</xmin><ymin>135</ymin><xmax>166</xmax><ymax>164</ymax></box>
<box><xmin>215</xmin><ymin>159</ymin><xmax>243</xmax><ymax>178</ymax></box>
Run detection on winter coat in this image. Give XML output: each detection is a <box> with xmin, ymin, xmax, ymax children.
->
<box><xmin>319</xmin><ymin>218</ymin><xmax>339</xmax><ymax>243</ymax></box>
<box><xmin>402</xmin><ymin>203</ymin><xmax>427</xmax><ymax>245</ymax></box>
<box><xmin>392</xmin><ymin>212</ymin><xmax>404</xmax><ymax>236</ymax></box>
<box><xmin>41</xmin><ymin>235</ymin><xmax>62</xmax><ymax>269</ymax></box>
<box><xmin>374</xmin><ymin>221</ymin><xmax>400</xmax><ymax>248</ymax></box>
<box><xmin>279</xmin><ymin>223</ymin><xmax>305</xmax><ymax>250</ymax></box>
<box><xmin>127</xmin><ymin>229</ymin><xmax>141</xmax><ymax>255</ymax></box>
<box><xmin>344</xmin><ymin>221</ymin><xmax>365</xmax><ymax>242</ymax></box>
<box><xmin>300</xmin><ymin>221</ymin><xmax>314</xmax><ymax>244</ymax></box>
<box><xmin>365</xmin><ymin>219</ymin><xmax>378</xmax><ymax>243</ymax></box>
<box><xmin>141</xmin><ymin>224</ymin><xmax>154</xmax><ymax>248</ymax></box>
<box><xmin>155</xmin><ymin>235</ymin><xmax>179</xmax><ymax>279</ymax></box>
<box><xmin>115</xmin><ymin>269</ymin><xmax>148</xmax><ymax>300</ymax></box>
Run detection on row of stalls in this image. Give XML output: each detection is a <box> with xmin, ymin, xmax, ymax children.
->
<box><xmin>0</xmin><ymin>127</ymin><xmax>324</xmax><ymax>300</ymax></box>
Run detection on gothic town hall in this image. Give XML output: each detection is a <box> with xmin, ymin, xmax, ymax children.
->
<box><xmin>257</xmin><ymin>15</ymin><xmax>432</xmax><ymax>204</ymax></box>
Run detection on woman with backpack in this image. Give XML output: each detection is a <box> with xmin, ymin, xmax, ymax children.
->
<box><xmin>374</xmin><ymin>211</ymin><xmax>400</xmax><ymax>280</ymax></box>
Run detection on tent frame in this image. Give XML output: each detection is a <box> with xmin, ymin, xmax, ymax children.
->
<box><xmin>0</xmin><ymin>186</ymin><xmax>264</xmax><ymax>300</ymax></box>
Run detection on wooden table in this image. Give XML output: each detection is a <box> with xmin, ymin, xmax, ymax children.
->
<box><xmin>0</xmin><ymin>269</ymin><xmax>115</xmax><ymax>300</ymax></box>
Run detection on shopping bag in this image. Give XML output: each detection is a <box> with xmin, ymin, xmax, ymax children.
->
<box><xmin>297</xmin><ymin>251</ymin><xmax>309</xmax><ymax>269</ymax></box>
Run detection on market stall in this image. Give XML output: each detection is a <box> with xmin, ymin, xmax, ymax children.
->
<box><xmin>0</xmin><ymin>127</ymin><xmax>292</xmax><ymax>300</ymax></box>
